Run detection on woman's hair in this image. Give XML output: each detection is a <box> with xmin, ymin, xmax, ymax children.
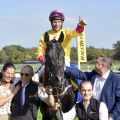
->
<box><xmin>0</xmin><ymin>62</ymin><xmax>16</xmax><ymax>79</ymax></box>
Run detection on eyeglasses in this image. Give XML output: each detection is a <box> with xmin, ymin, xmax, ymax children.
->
<box><xmin>20</xmin><ymin>73</ymin><xmax>30</xmax><ymax>77</ymax></box>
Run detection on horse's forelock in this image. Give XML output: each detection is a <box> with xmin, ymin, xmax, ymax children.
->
<box><xmin>46</xmin><ymin>42</ymin><xmax>65</xmax><ymax>66</ymax></box>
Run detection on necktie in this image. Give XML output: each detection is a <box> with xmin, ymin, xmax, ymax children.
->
<box><xmin>20</xmin><ymin>85</ymin><xmax>25</xmax><ymax>106</ymax></box>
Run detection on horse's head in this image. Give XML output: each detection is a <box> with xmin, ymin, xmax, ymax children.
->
<box><xmin>44</xmin><ymin>32</ymin><xmax>66</xmax><ymax>94</ymax></box>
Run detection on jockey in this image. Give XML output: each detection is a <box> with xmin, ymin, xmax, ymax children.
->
<box><xmin>37</xmin><ymin>10</ymin><xmax>87</xmax><ymax>78</ymax></box>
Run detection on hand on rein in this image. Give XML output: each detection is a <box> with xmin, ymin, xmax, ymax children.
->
<box><xmin>46</xmin><ymin>86</ymin><xmax>53</xmax><ymax>95</ymax></box>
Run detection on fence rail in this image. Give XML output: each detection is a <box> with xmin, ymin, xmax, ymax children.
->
<box><xmin>0</xmin><ymin>64</ymin><xmax>120</xmax><ymax>73</ymax></box>
<box><xmin>1</xmin><ymin>64</ymin><xmax>120</xmax><ymax>84</ymax></box>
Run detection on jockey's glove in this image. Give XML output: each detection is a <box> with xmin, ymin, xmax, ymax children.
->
<box><xmin>38</xmin><ymin>55</ymin><xmax>45</xmax><ymax>63</ymax></box>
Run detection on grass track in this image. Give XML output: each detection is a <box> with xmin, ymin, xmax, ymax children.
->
<box><xmin>37</xmin><ymin>108</ymin><xmax>78</xmax><ymax>120</ymax></box>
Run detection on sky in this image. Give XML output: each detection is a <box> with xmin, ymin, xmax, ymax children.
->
<box><xmin>0</xmin><ymin>0</ymin><xmax>120</xmax><ymax>50</ymax></box>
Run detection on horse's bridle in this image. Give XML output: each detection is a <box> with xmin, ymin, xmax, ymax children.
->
<box><xmin>45</xmin><ymin>65</ymin><xmax>72</xmax><ymax>98</ymax></box>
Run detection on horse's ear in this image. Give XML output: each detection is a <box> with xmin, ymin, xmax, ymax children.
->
<box><xmin>44</xmin><ymin>32</ymin><xmax>49</xmax><ymax>43</ymax></box>
<box><xmin>58</xmin><ymin>32</ymin><xmax>64</xmax><ymax>43</ymax></box>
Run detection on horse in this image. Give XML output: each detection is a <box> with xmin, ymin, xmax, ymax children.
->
<box><xmin>40</xmin><ymin>32</ymin><xmax>78</xmax><ymax>120</ymax></box>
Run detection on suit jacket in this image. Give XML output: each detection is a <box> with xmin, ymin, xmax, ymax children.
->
<box><xmin>11</xmin><ymin>80</ymin><xmax>40</xmax><ymax>120</ymax></box>
<box><xmin>65</xmin><ymin>67</ymin><xmax>120</xmax><ymax>120</ymax></box>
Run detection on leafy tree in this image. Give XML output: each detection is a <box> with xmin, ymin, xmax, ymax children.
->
<box><xmin>14</xmin><ymin>51</ymin><xmax>25</xmax><ymax>63</ymax></box>
<box><xmin>0</xmin><ymin>44</ymin><xmax>115</xmax><ymax>63</ymax></box>
<box><xmin>113</xmin><ymin>40</ymin><xmax>120</xmax><ymax>60</ymax></box>
<box><xmin>2</xmin><ymin>45</ymin><xmax>17</xmax><ymax>62</ymax></box>
<box><xmin>16</xmin><ymin>45</ymin><xmax>26</xmax><ymax>52</ymax></box>
<box><xmin>26</xmin><ymin>47</ymin><xmax>37</xmax><ymax>60</ymax></box>
<box><xmin>87</xmin><ymin>46</ymin><xmax>114</xmax><ymax>61</ymax></box>
<box><xmin>70</xmin><ymin>47</ymin><xmax>77</xmax><ymax>64</ymax></box>
<box><xmin>87</xmin><ymin>46</ymin><xmax>96</xmax><ymax>61</ymax></box>
<box><xmin>0</xmin><ymin>50</ymin><xmax>7</xmax><ymax>62</ymax></box>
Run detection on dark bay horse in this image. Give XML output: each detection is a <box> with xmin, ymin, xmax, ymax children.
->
<box><xmin>41</xmin><ymin>32</ymin><xmax>77</xmax><ymax>120</ymax></box>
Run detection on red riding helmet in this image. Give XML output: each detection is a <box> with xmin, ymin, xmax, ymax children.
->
<box><xmin>49</xmin><ymin>10</ymin><xmax>65</xmax><ymax>22</ymax></box>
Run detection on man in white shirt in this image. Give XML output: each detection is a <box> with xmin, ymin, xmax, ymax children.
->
<box><xmin>65</xmin><ymin>54</ymin><xmax>120</xmax><ymax>120</ymax></box>
<box><xmin>76</xmin><ymin>80</ymin><xmax>108</xmax><ymax>120</ymax></box>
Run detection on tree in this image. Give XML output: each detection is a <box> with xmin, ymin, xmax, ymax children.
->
<box><xmin>14</xmin><ymin>51</ymin><xmax>25</xmax><ymax>63</ymax></box>
<box><xmin>0</xmin><ymin>44</ymin><xmax>115</xmax><ymax>63</ymax></box>
<box><xmin>0</xmin><ymin>50</ymin><xmax>7</xmax><ymax>62</ymax></box>
<box><xmin>70</xmin><ymin>47</ymin><xmax>77</xmax><ymax>64</ymax></box>
<box><xmin>113</xmin><ymin>40</ymin><xmax>120</xmax><ymax>60</ymax></box>
<box><xmin>87</xmin><ymin>46</ymin><xmax>114</xmax><ymax>61</ymax></box>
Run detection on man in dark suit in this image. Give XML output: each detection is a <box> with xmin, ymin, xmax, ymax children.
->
<box><xmin>65</xmin><ymin>54</ymin><xmax>120</xmax><ymax>120</ymax></box>
<box><xmin>11</xmin><ymin>65</ymin><xmax>55</xmax><ymax>120</ymax></box>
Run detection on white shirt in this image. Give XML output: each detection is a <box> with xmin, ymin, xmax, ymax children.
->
<box><xmin>93</xmin><ymin>70</ymin><xmax>110</xmax><ymax>100</ymax></box>
<box><xmin>99</xmin><ymin>102</ymin><xmax>108</xmax><ymax>120</ymax></box>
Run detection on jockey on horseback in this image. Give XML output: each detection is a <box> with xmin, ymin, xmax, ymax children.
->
<box><xmin>36</xmin><ymin>10</ymin><xmax>87</xmax><ymax>120</ymax></box>
<box><xmin>37</xmin><ymin>10</ymin><xmax>87</xmax><ymax>78</ymax></box>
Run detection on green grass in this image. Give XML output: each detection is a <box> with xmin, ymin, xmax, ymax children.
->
<box><xmin>37</xmin><ymin>109</ymin><xmax>78</xmax><ymax>120</ymax></box>
<box><xmin>37</xmin><ymin>108</ymin><xmax>42</xmax><ymax>120</ymax></box>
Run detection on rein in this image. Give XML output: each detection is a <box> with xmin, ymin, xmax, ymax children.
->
<box><xmin>53</xmin><ymin>84</ymin><xmax>72</xmax><ymax>97</ymax></box>
<box><xmin>35</xmin><ymin>61</ymin><xmax>45</xmax><ymax>74</ymax></box>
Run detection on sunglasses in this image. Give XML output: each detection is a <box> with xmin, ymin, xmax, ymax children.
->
<box><xmin>20</xmin><ymin>73</ymin><xmax>30</xmax><ymax>77</ymax></box>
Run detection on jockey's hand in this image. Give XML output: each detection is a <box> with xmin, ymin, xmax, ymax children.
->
<box><xmin>76</xmin><ymin>18</ymin><xmax>87</xmax><ymax>33</ymax></box>
<box><xmin>79</xmin><ymin>18</ymin><xmax>88</xmax><ymax>27</ymax></box>
<box><xmin>38</xmin><ymin>55</ymin><xmax>45</xmax><ymax>63</ymax></box>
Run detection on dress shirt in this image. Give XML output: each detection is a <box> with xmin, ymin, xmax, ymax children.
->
<box><xmin>99</xmin><ymin>102</ymin><xmax>108</xmax><ymax>120</ymax></box>
<box><xmin>93</xmin><ymin>70</ymin><xmax>110</xmax><ymax>100</ymax></box>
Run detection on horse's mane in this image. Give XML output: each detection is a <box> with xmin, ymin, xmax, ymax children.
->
<box><xmin>45</xmin><ymin>41</ymin><xmax>65</xmax><ymax>68</ymax></box>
